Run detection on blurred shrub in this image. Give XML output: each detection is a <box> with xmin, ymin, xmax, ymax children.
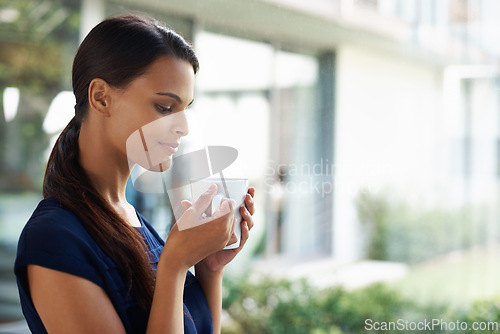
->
<box><xmin>454</xmin><ymin>296</ymin><xmax>500</xmax><ymax>334</ymax></box>
<box><xmin>223</xmin><ymin>275</ymin><xmax>500</xmax><ymax>333</ymax></box>
<box><xmin>354</xmin><ymin>190</ymin><xmax>495</xmax><ymax>263</ymax></box>
<box><xmin>222</xmin><ymin>277</ymin><xmax>442</xmax><ymax>334</ymax></box>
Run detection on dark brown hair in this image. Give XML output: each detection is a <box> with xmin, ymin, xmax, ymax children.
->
<box><xmin>43</xmin><ymin>15</ymin><xmax>199</xmax><ymax>312</ymax></box>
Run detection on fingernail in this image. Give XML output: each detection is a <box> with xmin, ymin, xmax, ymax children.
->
<box><xmin>208</xmin><ymin>184</ymin><xmax>217</xmax><ymax>192</ymax></box>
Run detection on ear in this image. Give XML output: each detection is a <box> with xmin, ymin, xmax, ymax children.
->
<box><xmin>88</xmin><ymin>78</ymin><xmax>112</xmax><ymax>117</ymax></box>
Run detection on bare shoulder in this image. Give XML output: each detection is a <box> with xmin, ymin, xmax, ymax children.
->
<box><xmin>28</xmin><ymin>265</ymin><xmax>126</xmax><ymax>334</ymax></box>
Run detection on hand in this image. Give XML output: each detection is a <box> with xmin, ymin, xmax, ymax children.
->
<box><xmin>190</xmin><ymin>187</ymin><xmax>256</xmax><ymax>273</ymax></box>
<box><xmin>160</xmin><ymin>185</ymin><xmax>237</xmax><ymax>271</ymax></box>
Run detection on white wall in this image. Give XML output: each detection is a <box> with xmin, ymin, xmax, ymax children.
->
<box><xmin>468</xmin><ymin>79</ymin><xmax>499</xmax><ymax>204</ymax></box>
<box><xmin>333</xmin><ymin>45</ymin><xmax>443</xmax><ymax>260</ymax></box>
<box><xmin>80</xmin><ymin>0</ymin><xmax>105</xmax><ymax>41</ymax></box>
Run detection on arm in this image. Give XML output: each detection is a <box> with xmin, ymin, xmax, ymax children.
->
<box><xmin>28</xmin><ymin>263</ymin><xmax>190</xmax><ymax>334</ymax></box>
<box><xmin>193</xmin><ymin>188</ymin><xmax>256</xmax><ymax>333</ymax></box>
<box><xmin>194</xmin><ymin>265</ymin><xmax>224</xmax><ymax>333</ymax></box>
<box><xmin>146</xmin><ymin>187</ymin><xmax>237</xmax><ymax>333</ymax></box>
<box><xmin>28</xmin><ymin>265</ymin><xmax>127</xmax><ymax>334</ymax></box>
<box><xmin>146</xmin><ymin>259</ymin><xmax>188</xmax><ymax>334</ymax></box>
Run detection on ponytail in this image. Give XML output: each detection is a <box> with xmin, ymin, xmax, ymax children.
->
<box><xmin>43</xmin><ymin>116</ymin><xmax>155</xmax><ymax>312</ymax></box>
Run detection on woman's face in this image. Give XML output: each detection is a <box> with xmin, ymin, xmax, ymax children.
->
<box><xmin>107</xmin><ymin>56</ymin><xmax>195</xmax><ymax>173</ymax></box>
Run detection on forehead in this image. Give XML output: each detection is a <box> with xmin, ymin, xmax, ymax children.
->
<box><xmin>128</xmin><ymin>56</ymin><xmax>195</xmax><ymax>99</ymax></box>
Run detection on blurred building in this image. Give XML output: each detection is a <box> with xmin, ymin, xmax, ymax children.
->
<box><xmin>1</xmin><ymin>0</ymin><xmax>500</xmax><ymax>328</ymax></box>
<box><xmin>75</xmin><ymin>0</ymin><xmax>499</xmax><ymax>261</ymax></box>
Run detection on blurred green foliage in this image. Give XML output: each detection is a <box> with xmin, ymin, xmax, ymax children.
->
<box><xmin>0</xmin><ymin>0</ymin><xmax>80</xmax><ymax>192</ymax></box>
<box><xmin>222</xmin><ymin>275</ymin><xmax>500</xmax><ymax>334</ymax></box>
<box><xmin>354</xmin><ymin>190</ymin><xmax>496</xmax><ymax>263</ymax></box>
<box><xmin>0</xmin><ymin>0</ymin><xmax>80</xmax><ymax>89</ymax></box>
<box><xmin>459</xmin><ymin>298</ymin><xmax>500</xmax><ymax>333</ymax></box>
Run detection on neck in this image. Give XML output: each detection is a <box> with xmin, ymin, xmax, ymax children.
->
<box><xmin>78</xmin><ymin>121</ymin><xmax>130</xmax><ymax>206</ymax></box>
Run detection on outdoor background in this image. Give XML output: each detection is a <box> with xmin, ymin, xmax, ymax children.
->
<box><xmin>1</xmin><ymin>0</ymin><xmax>499</xmax><ymax>333</ymax></box>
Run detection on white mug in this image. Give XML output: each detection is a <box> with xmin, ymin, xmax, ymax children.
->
<box><xmin>190</xmin><ymin>177</ymin><xmax>249</xmax><ymax>249</ymax></box>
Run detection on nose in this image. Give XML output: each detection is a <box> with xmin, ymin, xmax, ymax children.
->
<box><xmin>171</xmin><ymin>110</ymin><xmax>189</xmax><ymax>137</ymax></box>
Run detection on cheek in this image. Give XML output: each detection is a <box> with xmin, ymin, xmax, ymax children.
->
<box><xmin>111</xmin><ymin>102</ymin><xmax>160</xmax><ymax>158</ymax></box>
<box><xmin>125</xmin><ymin>120</ymin><xmax>173</xmax><ymax>172</ymax></box>
<box><xmin>108</xmin><ymin>104</ymin><xmax>143</xmax><ymax>150</ymax></box>
<box><xmin>126</xmin><ymin>129</ymin><xmax>151</xmax><ymax>168</ymax></box>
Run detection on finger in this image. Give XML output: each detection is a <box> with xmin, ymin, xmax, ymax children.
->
<box><xmin>237</xmin><ymin>220</ymin><xmax>250</xmax><ymax>250</ymax></box>
<box><xmin>213</xmin><ymin>198</ymin><xmax>236</xmax><ymax>218</ymax></box>
<box><xmin>240</xmin><ymin>206</ymin><xmax>254</xmax><ymax>230</ymax></box>
<box><xmin>226</xmin><ymin>198</ymin><xmax>236</xmax><ymax>212</ymax></box>
<box><xmin>224</xmin><ymin>216</ymin><xmax>238</xmax><ymax>247</ymax></box>
<box><xmin>248</xmin><ymin>187</ymin><xmax>255</xmax><ymax>198</ymax></box>
<box><xmin>191</xmin><ymin>184</ymin><xmax>218</xmax><ymax>214</ymax></box>
<box><xmin>226</xmin><ymin>231</ymin><xmax>238</xmax><ymax>246</ymax></box>
<box><xmin>181</xmin><ymin>200</ymin><xmax>193</xmax><ymax>210</ymax></box>
<box><xmin>232</xmin><ymin>215</ymin><xmax>238</xmax><ymax>233</ymax></box>
<box><xmin>244</xmin><ymin>194</ymin><xmax>255</xmax><ymax>216</ymax></box>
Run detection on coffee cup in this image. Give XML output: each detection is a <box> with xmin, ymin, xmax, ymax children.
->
<box><xmin>190</xmin><ymin>177</ymin><xmax>248</xmax><ymax>249</ymax></box>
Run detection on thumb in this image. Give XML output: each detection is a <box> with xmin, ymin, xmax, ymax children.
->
<box><xmin>181</xmin><ymin>200</ymin><xmax>193</xmax><ymax>210</ymax></box>
<box><xmin>191</xmin><ymin>184</ymin><xmax>218</xmax><ymax>214</ymax></box>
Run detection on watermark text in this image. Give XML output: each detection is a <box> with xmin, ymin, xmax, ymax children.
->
<box><xmin>365</xmin><ymin>318</ymin><xmax>499</xmax><ymax>332</ymax></box>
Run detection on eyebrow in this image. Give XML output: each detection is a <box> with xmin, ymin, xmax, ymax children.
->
<box><xmin>156</xmin><ymin>92</ymin><xmax>194</xmax><ymax>107</ymax></box>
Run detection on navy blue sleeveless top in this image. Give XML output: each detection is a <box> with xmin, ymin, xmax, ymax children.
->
<box><xmin>14</xmin><ymin>198</ymin><xmax>213</xmax><ymax>333</ymax></box>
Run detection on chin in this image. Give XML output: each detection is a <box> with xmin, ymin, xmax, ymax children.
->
<box><xmin>129</xmin><ymin>151</ymin><xmax>173</xmax><ymax>172</ymax></box>
<box><xmin>147</xmin><ymin>159</ymin><xmax>173</xmax><ymax>173</ymax></box>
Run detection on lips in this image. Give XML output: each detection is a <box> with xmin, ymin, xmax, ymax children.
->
<box><xmin>159</xmin><ymin>142</ymin><xmax>179</xmax><ymax>154</ymax></box>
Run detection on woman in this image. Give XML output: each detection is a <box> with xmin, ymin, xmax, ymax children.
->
<box><xmin>14</xmin><ymin>15</ymin><xmax>255</xmax><ymax>333</ymax></box>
